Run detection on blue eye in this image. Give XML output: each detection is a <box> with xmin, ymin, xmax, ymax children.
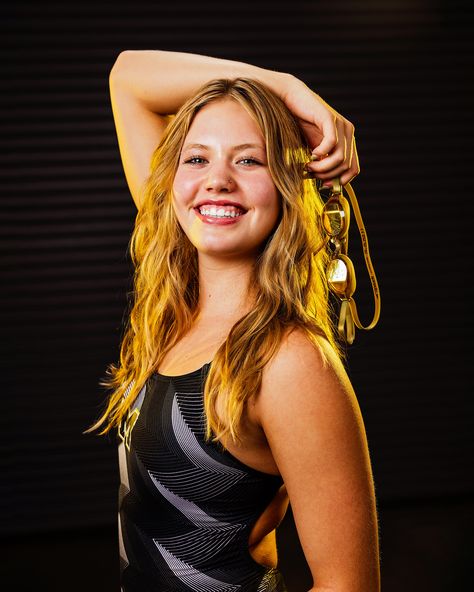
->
<box><xmin>184</xmin><ymin>155</ymin><xmax>206</xmax><ymax>164</ymax></box>
<box><xmin>239</xmin><ymin>157</ymin><xmax>260</xmax><ymax>166</ymax></box>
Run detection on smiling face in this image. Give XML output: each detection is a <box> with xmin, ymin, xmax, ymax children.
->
<box><xmin>172</xmin><ymin>98</ymin><xmax>280</xmax><ymax>261</ymax></box>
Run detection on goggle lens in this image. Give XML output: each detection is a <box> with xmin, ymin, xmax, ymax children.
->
<box><xmin>326</xmin><ymin>255</ymin><xmax>356</xmax><ymax>298</ymax></box>
<box><xmin>321</xmin><ymin>195</ymin><xmax>350</xmax><ymax>237</ymax></box>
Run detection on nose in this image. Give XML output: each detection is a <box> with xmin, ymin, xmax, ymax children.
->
<box><xmin>205</xmin><ymin>163</ymin><xmax>235</xmax><ymax>193</ymax></box>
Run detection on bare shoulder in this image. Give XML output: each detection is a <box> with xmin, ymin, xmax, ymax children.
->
<box><xmin>259</xmin><ymin>326</ymin><xmax>353</xmax><ymax>412</ymax></box>
<box><xmin>255</xmin><ymin>325</ymin><xmax>365</xmax><ymax>459</ymax></box>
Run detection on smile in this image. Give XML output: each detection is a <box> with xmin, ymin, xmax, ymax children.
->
<box><xmin>193</xmin><ymin>207</ymin><xmax>248</xmax><ymax>225</ymax></box>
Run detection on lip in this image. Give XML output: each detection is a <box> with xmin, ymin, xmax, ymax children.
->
<box><xmin>194</xmin><ymin>207</ymin><xmax>247</xmax><ymax>225</ymax></box>
<box><xmin>194</xmin><ymin>199</ymin><xmax>247</xmax><ymax>211</ymax></box>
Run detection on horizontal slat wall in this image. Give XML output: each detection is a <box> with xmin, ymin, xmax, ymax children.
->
<box><xmin>1</xmin><ymin>1</ymin><xmax>472</xmax><ymax>536</ymax></box>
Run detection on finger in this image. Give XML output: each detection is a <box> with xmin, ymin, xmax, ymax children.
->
<box><xmin>340</xmin><ymin>137</ymin><xmax>360</xmax><ymax>185</ymax></box>
<box><xmin>309</xmin><ymin>117</ymin><xmax>347</xmax><ymax>172</ymax></box>
<box><xmin>308</xmin><ymin>123</ymin><xmax>359</xmax><ymax>185</ymax></box>
<box><xmin>315</xmin><ymin>118</ymin><xmax>353</xmax><ymax>168</ymax></box>
<box><xmin>317</xmin><ymin>158</ymin><xmax>350</xmax><ymax>182</ymax></box>
<box><xmin>311</xmin><ymin>113</ymin><xmax>338</xmax><ymax>158</ymax></box>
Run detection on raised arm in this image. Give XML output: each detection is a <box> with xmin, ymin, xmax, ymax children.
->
<box><xmin>257</xmin><ymin>329</ymin><xmax>380</xmax><ymax>592</ymax></box>
<box><xmin>109</xmin><ymin>49</ymin><xmax>359</xmax><ymax>210</ymax></box>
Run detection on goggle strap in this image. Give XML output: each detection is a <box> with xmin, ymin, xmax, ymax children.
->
<box><xmin>332</xmin><ymin>180</ymin><xmax>381</xmax><ymax>333</ymax></box>
<box><xmin>337</xmin><ymin>299</ymin><xmax>355</xmax><ymax>344</ymax></box>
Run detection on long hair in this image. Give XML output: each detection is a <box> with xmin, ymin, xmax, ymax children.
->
<box><xmin>85</xmin><ymin>77</ymin><xmax>346</xmax><ymax>445</ymax></box>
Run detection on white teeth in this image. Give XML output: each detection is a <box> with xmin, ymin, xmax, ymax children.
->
<box><xmin>198</xmin><ymin>205</ymin><xmax>244</xmax><ymax>218</ymax></box>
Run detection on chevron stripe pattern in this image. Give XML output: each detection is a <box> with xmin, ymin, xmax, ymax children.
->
<box><xmin>117</xmin><ymin>363</ymin><xmax>288</xmax><ymax>591</ymax></box>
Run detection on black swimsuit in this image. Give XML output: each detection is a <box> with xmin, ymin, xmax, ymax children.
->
<box><xmin>117</xmin><ymin>362</ymin><xmax>288</xmax><ymax>591</ymax></box>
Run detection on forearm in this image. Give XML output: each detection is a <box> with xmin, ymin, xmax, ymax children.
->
<box><xmin>109</xmin><ymin>49</ymin><xmax>292</xmax><ymax>115</ymax></box>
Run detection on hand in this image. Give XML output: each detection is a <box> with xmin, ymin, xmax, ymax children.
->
<box><xmin>282</xmin><ymin>74</ymin><xmax>360</xmax><ymax>186</ymax></box>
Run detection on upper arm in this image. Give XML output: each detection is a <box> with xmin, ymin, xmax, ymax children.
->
<box><xmin>258</xmin><ymin>329</ymin><xmax>380</xmax><ymax>591</ymax></box>
<box><xmin>109</xmin><ymin>59</ymin><xmax>171</xmax><ymax>210</ymax></box>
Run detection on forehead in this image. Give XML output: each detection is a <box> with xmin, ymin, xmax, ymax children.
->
<box><xmin>183</xmin><ymin>99</ymin><xmax>265</xmax><ymax>148</ymax></box>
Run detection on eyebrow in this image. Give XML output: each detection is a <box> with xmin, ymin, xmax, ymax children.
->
<box><xmin>182</xmin><ymin>142</ymin><xmax>265</xmax><ymax>152</ymax></box>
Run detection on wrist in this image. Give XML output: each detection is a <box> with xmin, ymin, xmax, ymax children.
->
<box><xmin>258</xmin><ymin>69</ymin><xmax>294</xmax><ymax>101</ymax></box>
<box><xmin>233</xmin><ymin>61</ymin><xmax>292</xmax><ymax>101</ymax></box>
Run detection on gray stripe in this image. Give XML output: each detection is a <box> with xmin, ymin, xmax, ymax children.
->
<box><xmin>154</xmin><ymin>541</ymin><xmax>241</xmax><ymax>592</ymax></box>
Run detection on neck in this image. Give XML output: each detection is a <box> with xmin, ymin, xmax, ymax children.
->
<box><xmin>196</xmin><ymin>254</ymin><xmax>256</xmax><ymax>321</ymax></box>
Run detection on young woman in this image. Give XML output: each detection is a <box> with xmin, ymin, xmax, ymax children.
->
<box><xmin>87</xmin><ymin>50</ymin><xmax>380</xmax><ymax>592</ymax></box>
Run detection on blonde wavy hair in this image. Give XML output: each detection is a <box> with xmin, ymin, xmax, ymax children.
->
<box><xmin>85</xmin><ymin>76</ymin><xmax>346</xmax><ymax>445</ymax></box>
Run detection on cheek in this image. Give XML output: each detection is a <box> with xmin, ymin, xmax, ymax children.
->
<box><xmin>248</xmin><ymin>178</ymin><xmax>280</xmax><ymax>216</ymax></box>
<box><xmin>242</xmin><ymin>175</ymin><xmax>278</xmax><ymax>206</ymax></box>
<box><xmin>172</xmin><ymin>171</ymin><xmax>200</xmax><ymax>203</ymax></box>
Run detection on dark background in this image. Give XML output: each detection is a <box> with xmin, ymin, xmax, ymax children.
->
<box><xmin>1</xmin><ymin>1</ymin><xmax>472</xmax><ymax>590</ymax></box>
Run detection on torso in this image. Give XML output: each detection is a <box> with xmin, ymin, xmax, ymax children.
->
<box><xmin>157</xmin><ymin>319</ymin><xmax>290</xmax><ymax>568</ymax></box>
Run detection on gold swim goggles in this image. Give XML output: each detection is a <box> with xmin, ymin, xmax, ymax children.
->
<box><xmin>306</xmin><ymin>174</ymin><xmax>381</xmax><ymax>344</ymax></box>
